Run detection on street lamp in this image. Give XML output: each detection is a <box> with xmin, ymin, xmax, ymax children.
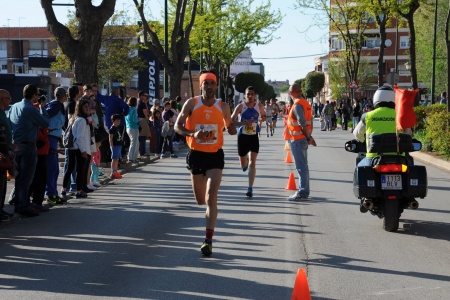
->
<box><xmin>404</xmin><ymin>61</ymin><xmax>411</xmax><ymax>71</ymax></box>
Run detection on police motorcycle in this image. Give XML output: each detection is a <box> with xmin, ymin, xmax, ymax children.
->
<box><xmin>344</xmin><ymin>85</ymin><xmax>428</xmax><ymax>232</ymax></box>
<box><xmin>345</xmin><ymin>133</ymin><xmax>428</xmax><ymax>232</ymax></box>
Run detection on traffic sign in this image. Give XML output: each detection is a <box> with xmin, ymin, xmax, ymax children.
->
<box><xmin>349</xmin><ymin>80</ymin><xmax>359</xmax><ymax>89</ymax></box>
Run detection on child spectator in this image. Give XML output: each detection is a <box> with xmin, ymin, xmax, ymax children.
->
<box><xmin>91</xmin><ymin>150</ymin><xmax>101</xmax><ymax>186</ymax></box>
<box><xmin>109</xmin><ymin>114</ymin><xmax>123</xmax><ymax>179</ymax></box>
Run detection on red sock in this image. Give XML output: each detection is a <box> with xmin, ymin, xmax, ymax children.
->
<box><xmin>206</xmin><ymin>228</ymin><xmax>214</xmax><ymax>241</ymax></box>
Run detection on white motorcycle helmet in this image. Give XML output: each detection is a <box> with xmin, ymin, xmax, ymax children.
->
<box><xmin>373</xmin><ymin>86</ymin><xmax>395</xmax><ymax>108</ymax></box>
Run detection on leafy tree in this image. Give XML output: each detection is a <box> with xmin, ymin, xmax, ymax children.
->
<box><xmin>261</xmin><ymin>83</ymin><xmax>275</xmax><ymax>100</ymax></box>
<box><xmin>234</xmin><ymin>72</ymin><xmax>265</xmax><ymax>94</ymax></box>
<box><xmin>296</xmin><ymin>0</ymin><xmax>369</xmax><ymax>91</ymax></box>
<box><xmin>279</xmin><ymin>85</ymin><xmax>290</xmax><ymax>93</ymax></box>
<box><xmin>190</xmin><ymin>0</ymin><xmax>281</xmax><ymax>100</ymax></box>
<box><xmin>97</xmin><ymin>13</ymin><xmax>146</xmax><ymax>87</ymax></box>
<box><xmin>304</xmin><ymin>71</ymin><xmax>325</xmax><ymax>99</ymax></box>
<box><xmin>397</xmin><ymin>0</ymin><xmax>421</xmax><ymax>98</ymax></box>
<box><xmin>415</xmin><ymin>1</ymin><xmax>447</xmax><ymax>101</ymax></box>
<box><xmin>362</xmin><ymin>0</ymin><xmax>397</xmax><ymax>87</ymax></box>
<box><xmin>51</xmin><ymin>11</ymin><xmax>145</xmax><ymax>88</ymax></box>
<box><xmin>134</xmin><ymin>0</ymin><xmax>199</xmax><ymax>99</ymax></box>
<box><xmin>41</xmin><ymin>0</ymin><xmax>116</xmax><ymax>83</ymax></box>
<box><xmin>301</xmin><ymin>80</ymin><xmax>315</xmax><ymax>98</ymax></box>
<box><xmin>328</xmin><ymin>52</ymin><xmax>375</xmax><ymax>100</ymax></box>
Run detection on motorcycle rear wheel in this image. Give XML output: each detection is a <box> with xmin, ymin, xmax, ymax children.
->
<box><xmin>383</xmin><ymin>199</ymin><xmax>400</xmax><ymax>232</ymax></box>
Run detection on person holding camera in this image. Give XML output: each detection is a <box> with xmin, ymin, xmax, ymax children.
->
<box><xmin>28</xmin><ymin>88</ymin><xmax>51</xmax><ymax>212</ymax></box>
<box><xmin>7</xmin><ymin>84</ymin><xmax>49</xmax><ymax>217</ymax></box>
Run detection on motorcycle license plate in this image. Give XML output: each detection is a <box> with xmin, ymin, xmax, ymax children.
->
<box><xmin>381</xmin><ymin>174</ymin><xmax>402</xmax><ymax>190</ymax></box>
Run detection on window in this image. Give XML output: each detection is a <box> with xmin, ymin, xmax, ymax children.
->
<box><xmin>364</xmin><ymin>12</ymin><xmax>375</xmax><ymax>22</ymax></box>
<box><xmin>364</xmin><ymin>37</ymin><xmax>381</xmax><ymax>49</ymax></box>
<box><xmin>129</xmin><ymin>74</ymin><xmax>138</xmax><ymax>89</ymax></box>
<box><xmin>400</xmin><ymin>36</ymin><xmax>410</xmax><ymax>49</ymax></box>
<box><xmin>330</xmin><ymin>35</ymin><xmax>345</xmax><ymax>51</ymax></box>
<box><xmin>13</xmin><ymin>63</ymin><xmax>23</xmax><ymax>74</ymax></box>
<box><xmin>29</xmin><ymin>41</ymin><xmax>41</xmax><ymax>50</ymax></box>
<box><xmin>2</xmin><ymin>64</ymin><xmax>7</xmax><ymax>70</ymax></box>
<box><xmin>0</xmin><ymin>41</ymin><xmax>6</xmax><ymax>51</ymax></box>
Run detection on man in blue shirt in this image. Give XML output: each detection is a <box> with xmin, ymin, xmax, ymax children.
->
<box><xmin>45</xmin><ymin>87</ymin><xmax>67</xmax><ymax>205</ymax></box>
<box><xmin>95</xmin><ymin>86</ymin><xmax>129</xmax><ymax>160</ymax></box>
<box><xmin>8</xmin><ymin>84</ymin><xmax>49</xmax><ymax>217</ymax></box>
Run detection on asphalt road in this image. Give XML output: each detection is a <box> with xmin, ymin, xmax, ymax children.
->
<box><xmin>0</xmin><ymin>120</ymin><xmax>449</xmax><ymax>300</ymax></box>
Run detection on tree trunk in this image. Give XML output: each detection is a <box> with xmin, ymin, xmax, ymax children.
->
<box><xmin>134</xmin><ymin>0</ymin><xmax>199</xmax><ymax>100</ymax></box>
<box><xmin>40</xmin><ymin>0</ymin><xmax>115</xmax><ymax>84</ymax></box>
<box><xmin>168</xmin><ymin>63</ymin><xmax>184</xmax><ymax>99</ymax></box>
<box><xmin>188</xmin><ymin>49</ymin><xmax>194</xmax><ymax>98</ymax></box>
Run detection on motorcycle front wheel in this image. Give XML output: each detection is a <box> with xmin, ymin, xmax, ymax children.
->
<box><xmin>383</xmin><ymin>199</ymin><xmax>400</xmax><ymax>232</ymax></box>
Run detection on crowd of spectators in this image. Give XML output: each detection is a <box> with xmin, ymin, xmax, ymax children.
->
<box><xmin>0</xmin><ymin>84</ymin><xmax>184</xmax><ymax>224</ymax></box>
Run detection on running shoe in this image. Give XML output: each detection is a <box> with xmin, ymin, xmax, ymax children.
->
<box><xmin>91</xmin><ymin>181</ymin><xmax>102</xmax><ymax>188</ymax></box>
<box><xmin>47</xmin><ymin>195</ymin><xmax>64</xmax><ymax>206</ymax></box>
<box><xmin>170</xmin><ymin>154</ymin><xmax>178</xmax><ymax>158</ymax></box>
<box><xmin>110</xmin><ymin>172</ymin><xmax>122</xmax><ymax>179</ymax></box>
<box><xmin>246</xmin><ymin>187</ymin><xmax>253</xmax><ymax>197</ymax></box>
<box><xmin>201</xmin><ymin>239</ymin><xmax>213</xmax><ymax>256</ymax></box>
<box><xmin>242</xmin><ymin>164</ymin><xmax>249</xmax><ymax>172</ymax></box>
<box><xmin>87</xmin><ymin>184</ymin><xmax>97</xmax><ymax>190</ymax></box>
<box><xmin>288</xmin><ymin>192</ymin><xmax>307</xmax><ymax>201</ymax></box>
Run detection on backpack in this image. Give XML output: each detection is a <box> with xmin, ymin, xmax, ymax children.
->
<box><xmin>326</xmin><ymin>105</ymin><xmax>333</xmax><ymax>115</ymax></box>
<box><xmin>161</xmin><ymin>120</ymin><xmax>170</xmax><ymax>138</ymax></box>
<box><xmin>63</xmin><ymin>123</ymin><xmax>75</xmax><ymax>149</ymax></box>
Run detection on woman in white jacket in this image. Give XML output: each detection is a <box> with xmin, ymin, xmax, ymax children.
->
<box><xmin>61</xmin><ymin>99</ymin><xmax>92</xmax><ymax>198</ymax></box>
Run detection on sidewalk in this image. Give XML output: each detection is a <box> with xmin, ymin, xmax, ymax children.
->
<box><xmin>2</xmin><ymin>142</ymin><xmax>187</xmax><ymax>222</ymax></box>
<box><xmin>410</xmin><ymin>151</ymin><xmax>450</xmax><ymax>173</ymax></box>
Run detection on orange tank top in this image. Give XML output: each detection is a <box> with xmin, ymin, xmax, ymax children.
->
<box><xmin>186</xmin><ymin>96</ymin><xmax>224</xmax><ymax>152</ymax></box>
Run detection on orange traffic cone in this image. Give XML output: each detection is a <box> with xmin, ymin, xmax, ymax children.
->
<box><xmin>285</xmin><ymin>172</ymin><xmax>297</xmax><ymax>190</ymax></box>
<box><xmin>284</xmin><ymin>141</ymin><xmax>290</xmax><ymax>150</ymax></box>
<box><xmin>291</xmin><ymin>268</ymin><xmax>311</xmax><ymax>300</ymax></box>
<box><xmin>285</xmin><ymin>151</ymin><xmax>293</xmax><ymax>163</ymax></box>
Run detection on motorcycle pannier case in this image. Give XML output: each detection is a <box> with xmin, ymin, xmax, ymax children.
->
<box><xmin>406</xmin><ymin>165</ymin><xmax>428</xmax><ymax>198</ymax></box>
<box><xmin>367</xmin><ymin>133</ymin><xmax>413</xmax><ymax>153</ymax></box>
<box><xmin>353</xmin><ymin>166</ymin><xmax>381</xmax><ymax>198</ymax></box>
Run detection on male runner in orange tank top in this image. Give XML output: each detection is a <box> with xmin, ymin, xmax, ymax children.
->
<box><xmin>175</xmin><ymin>70</ymin><xmax>237</xmax><ymax>256</ymax></box>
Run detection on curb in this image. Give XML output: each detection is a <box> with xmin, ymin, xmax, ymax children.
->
<box><xmin>410</xmin><ymin>151</ymin><xmax>450</xmax><ymax>173</ymax></box>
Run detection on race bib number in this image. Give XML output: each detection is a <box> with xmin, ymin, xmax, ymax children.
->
<box><xmin>242</xmin><ymin>123</ymin><xmax>257</xmax><ymax>135</ymax></box>
<box><xmin>195</xmin><ymin>124</ymin><xmax>218</xmax><ymax>144</ymax></box>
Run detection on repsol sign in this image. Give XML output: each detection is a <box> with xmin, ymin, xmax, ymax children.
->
<box><xmin>138</xmin><ymin>49</ymin><xmax>160</xmax><ymax>99</ymax></box>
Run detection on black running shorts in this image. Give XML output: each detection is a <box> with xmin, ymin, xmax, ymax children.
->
<box><xmin>186</xmin><ymin>148</ymin><xmax>225</xmax><ymax>175</ymax></box>
<box><xmin>237</xmin><ymin>134</ymin><xmax>259</xmax><ymax>157</ymax></box>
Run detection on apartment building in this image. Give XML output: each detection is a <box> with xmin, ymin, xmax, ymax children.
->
<box><xmin>315</xmin><ymin>1</ymin><xmax>413</xmax><ymax>102</ymax></box>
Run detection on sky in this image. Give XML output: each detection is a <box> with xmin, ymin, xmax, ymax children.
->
<box><xmin>1</xmin><ymin>0</ymin><xmax>328</xmax><ymax>84</ymax></box>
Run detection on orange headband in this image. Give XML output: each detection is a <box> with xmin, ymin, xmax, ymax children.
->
<box><xmin>199</xmin><ymin>73</ymin><xmax>217</xmax><ymax>86</ymax></box>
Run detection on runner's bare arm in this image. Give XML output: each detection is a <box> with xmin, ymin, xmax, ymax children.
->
<box><xmin>175</xmin><ymin>98</ymin><xmax>196</xmax><ymax>137</ymax></box>
<box><xmin>259</xmin><ymin>103</ymin><xmax>267</xmax><ymax>122</ymax></box>
<box><xmin>222</xmin><ymin>103</ymin><xmax>237</xmax><ymax>135</ymax></box>
<box><xmin>231</xmin><ymin>103</ymin><xmax>251</xmax><ymax>127</ymax></box>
